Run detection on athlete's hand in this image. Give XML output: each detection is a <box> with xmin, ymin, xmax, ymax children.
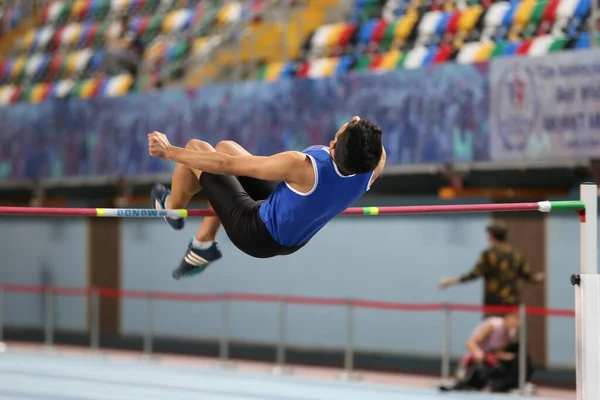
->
<box><xmin>440</xmin><ymin>277</ymin><xmax>459</xmax><ymax>289</ymax></box>
<box><xmin>148</xmin><ymin>131</ymin><xmax>172</xmax><ymax>159</ymax></box>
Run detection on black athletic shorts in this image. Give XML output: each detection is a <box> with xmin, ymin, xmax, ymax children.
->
<box><xmin>199</xmin><ymin>173</ymin><xmax>306</xmax><ymax>258</ymax></box>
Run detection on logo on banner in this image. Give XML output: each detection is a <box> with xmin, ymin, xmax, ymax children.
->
<box><xmin>494</xmin><ymin>62</ymin><xmax>540</xmax><ymax>151</ymax></box>
<box><xmin>116</xmin><ymin>209</ymin><xmax>167</xmax><ymax>217</ymax></box>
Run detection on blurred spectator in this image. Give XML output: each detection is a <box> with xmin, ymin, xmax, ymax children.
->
<box><xmin>439</xmin><ymin>312</ymin><xmax>536</xmax><ymax>393</ymax></box>
<box><xmin>104</xmin><ymin>16</ymin><xmax>144</xmax><ymax>77</ymax></box>
<box><xmin>440</xmin><ymin>221</ymin><xmax>544</xmax><ymax>308</ymax></box>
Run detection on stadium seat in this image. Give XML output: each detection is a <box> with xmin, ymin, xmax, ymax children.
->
<box><xmin>91</xmin><ymin>0</ymin><xmax>111</xmax><ymax>21</ymax></box>
<box><xmin>473</xmin><ymin>41</ymin><xmax>496</xmax><ymax>62</ymax></box>
<box><xmin>335</xmin><ymin>55</ymin><xmax>354</xmax><ymax>74</ymax></box>
<box><xmin>0</xmin><ymin>61</ymin><xmax>8</xmax><ymax>84</ymax></box>
<box><xmin>144</xmin><ymin>15</ymin><xmax>164</xmax><ymax>42</ymax></box>
<box><xmin>29</xmin><ymin>82</ymin><xmax>52</xmax><ymax>103</ymax></box>
<box><xmin>10</xmin><ymin>57</ymin><xmax>26</xmax><ymax>83</ymax></box>
<box><xmin>162</xmin><ymin>9</ymin><xmax>193</xmax><ymax>34</ymax></box>
<box><xmin>339</xmin><ymin>23</ymin><xmax>357</xmax><ymax>47</ymax></box>
<box><xmin>456</xmin><ymin>41</ymin><xmax>482</xmax><ymax>63</ymax></box>
<box><xmin>36</xmin><ymin>27</ymin><xmax>56</xmax><ymax>52</ymax></box>
<box><xmin>0</xmin><ymin>85</ymin><xmax>13</xmax><ymax>105</ymax></box>
<box><xmin>71</xmin><ymin>0</ymin><xmax>90</xmax><ymax>21</ymax></box>
<box><xmin>522</xmin><ymin>0</ymin><xmax>547</xmax><ymax>38</ymax></box>
<box><xmin>496</xmin><ymin>1</ymin><xmax>518</xmax><ymax>40</ymax></box>
<box><xmin>306</xmin><ymin>57</ymin><xmax>338</xmax><ymax>78</ymax></box>
<box><xmin>538</xmin><ymin>0</ymin><xmax>560</xmax><ymax>34</ymax></box>
<box><xmin>574</xmin><ymin>32</ymin><xmax>590</xmax><ymax>48</ymax></box>
<box><xmin>65</xmin><ymin>52</ymin><xmax>80</xmax><ymax>76</ymax></box>
<box><xmin>88</xmin><ymin>50</ymin><xmax>105</xmax><ymax>73</ymax></box>
<box><xmin>94</xmin><ymin>22</ymin><xmax>111</xmax><ymax>47</ymax></box>
<box><xmin>434</xmin><ymin>42</ymin><xmax>454</xmax><ymax>63</ymax></box>
<box><xmin>502</xmin><ymin>40</ymin><xmax>520</xmax><ymax>56</ymax></box>
<box><xmin>552</xmin><ymin>0</ymin><xmax>579</xmax><ymax>35</ymax></box>
<box><xmin>432</xmin><ymin>11</ymin><xmax>451</xmax><ymax>43</ymax></box>
<box><xmin>366</xmin><ymin>53</ymin><xmax>382</xmax><ymax>70</ymax></box>
<box><xmin>9</xmin><ymin>85</ymin><xmax>22</xmax><ymax>103</ymax></box>
<box><xmin>50</xmin><ymin>2</ymin><xmax>72</xmax><ymax>26</ymax></box>
<box><xmin>217</xmin><ymin>2</ymin><xmax>242</xmax><ymax>25</ymax></box>
<box><xmin>310</xmin><ymin>24</ymin><xmax>335</xmax><ymax>57</ymax></box>
<box><xmin>52</xmin><ymin>79</ymin><xmax>75</xmax><ymax>98</ymax></box>
<box><xmin>104</xmin><ymin>74</ymin><xmax>133</xmax><ymax>96</ymax></box>
<box><xmin>480</xmin><ymin>1</ymin><xmax>510</xmax><ymax>41</ymax></box>
<box><xmin>21</xmin><ymin>29</ymin><xmax>38</xmax><ymax>54</ymax></box>
<box><xmin>566</xmin><ymin>0</ymin><xmax>590</xmax><ymax>37</ymax></box>
<box><xmin>416</xmin><ymin>11</ymin><xmax>444</xmax><ymax>46</ymax></box>
<box><xmin>372</xmin><ymin>19</ymin><xmax>389</xmax><ymax>43</ymax></box>
<box><xmin>77</xmin><ymin>22</ymin><xmax>95</xmax><ymax>48</ymax></box>
<box><xmin>79</xmin><ymin>77</ymin><xmax>103</xmax><ymax>99</ymax></box>
<box><xmin>110</xmin><ymin>0</ymin><xmax>129</xmax><ymax>17</ymax></box>
<box><xmin>394</xmin><ymin>8</ymin><xmax>420</xmax><ymax>43</ymax></box>
<box><xmin>61</xmin><ymin>23</ymin><xmax>84</xmax><ymax>48</ymax></box>
<box><xmin>357</xmin><ymin>19</ymin><xmax>379</xmax><ymax>45</ymax></box>
<box><xmin>422</xmin><ymin>45</ymin><xmax>438</xmax><ymax>66</ymax></box>
<box><xmin>25</xmin><ymin>53</ymin><xmax>44</xmax><ymax>81</ymax></box>
<box><xmin>516</xmin><ymin>38</ymin><xmax>534</xmax><ymax>54</ymax></box>
<box><xmin>324</xmin><ymin>23</ymin><xmax>347</xmax><ymax>49</ymax></box>
<box><xmin>261</xmin><ymin>62</ymin><xmax>284</xmax><ymax>81</ymax></box>
<box><xmin>508</xmin><ymin>0</ymin><xmax>537</xmax><ymax>41</ymax></box>
<box><xmin>166</xmin><ymin>41</ymin><xmax>190</xmax><ymax>62</ymax></box>
<box><xmin>403</xmin><ymin>46</ymin><xmax>429</xmax><ymax>69</ymax></box>
<box><xmin>454</xmin><ymin>5</ymin><xmax>484</xmax><ymax>45</ymax></box>
<box><xmin>528</xmin><ymin>34</ymin><xmax>554</xmax><ymax>56</ymax></box>
<box><xmin>75</xmin><ymin>49</ymin><xmax>94</xmax><ymax>74</ymax></box>
<box><xmin>46</xmin><ymin>54</ymin><xmax>64</xmax><ymax>81</ymax></box>
<box><xmin>444</xmin><ymin>9</ymin><xmax>463</xmax><ymax>40</ymax></box>
<box><xmin>377</xmin><ymin>49</ymin><xmax>403</xmax><ymax>70</ymax></box>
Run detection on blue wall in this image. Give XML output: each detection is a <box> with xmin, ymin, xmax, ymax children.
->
<box><xmin>121</xmin><ymin>211</ymin><xmax>487</xmax><ymax>357</ymax></box>
<box><xmin>0</xmin><ymin>218</ymin><xmax>87</xmax><ymax>330</ymax></box>
<box><xmin>1</xmin><ymin>194</ymin><xmax>592</xmax><ymax>368</ymax></box>
<box><xmin>547</xmin><ymin>214</ymin><xmax>579</xmax><ymax>368</ymax></box>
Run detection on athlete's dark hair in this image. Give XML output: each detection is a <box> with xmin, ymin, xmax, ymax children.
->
<box><xmin>334</xmin><ymin>119</ymin><xmax>383</xmax><ymax>175</ymax></box>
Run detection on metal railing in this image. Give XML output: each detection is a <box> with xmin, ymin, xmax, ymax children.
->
<box><xmin>0</xmin><ymin>284</ymin><xmax>576</xmax><ymax>393</ymax></box>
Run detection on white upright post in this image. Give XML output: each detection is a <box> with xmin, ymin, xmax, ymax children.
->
<box><xmin>574</xmin><ymin>183</ymin><xmax>599</xmax><ymax>400</ymax></box>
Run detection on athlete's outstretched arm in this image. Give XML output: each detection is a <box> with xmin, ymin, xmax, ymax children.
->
<box><xmin>148</xmin><ymin>131</ymin><xmax>312</xmax><ymax>185</ymax></box>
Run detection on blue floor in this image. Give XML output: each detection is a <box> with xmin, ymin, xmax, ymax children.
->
<box><xmin>0</xmin><ymin>350</ymin><xmax>550</xmax><ymax>400</ymax></box>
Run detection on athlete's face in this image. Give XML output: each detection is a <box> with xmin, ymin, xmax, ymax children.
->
<box><xmin>330</xmin><ymin>116</ymin><xmax>360</xmax><ymax>155</ymax></box>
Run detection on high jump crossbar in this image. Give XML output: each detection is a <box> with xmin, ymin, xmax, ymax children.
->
<box><xmin>0</xmin><ymin>184</ymin><xmax>597</xmax><ymax>399</ymax></box>
<box><xmin>0</xmin><ymin>200</ymin><xmax>586</xmax><ymax>218</ymax></box>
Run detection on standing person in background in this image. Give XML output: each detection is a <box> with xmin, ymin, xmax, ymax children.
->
<box><xmin>440</xmin><ymin>221</ymin><xmax>544</xmax><ymax>308</ymax></box>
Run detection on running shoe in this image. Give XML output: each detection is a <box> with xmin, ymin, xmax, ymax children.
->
<box><xmin>151</xmin><ymin>183</ymin><xmax>185</xmax><ymax>230</ymax></box>
<box><xmin>172</xmin><ymin>240</ymin><xmax>223</xmax><ymax>279</ymax></box>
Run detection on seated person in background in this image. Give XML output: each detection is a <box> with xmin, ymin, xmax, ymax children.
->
<box><xmin>440</xmin><ymin>312</ymin><xmax>535</xmax><ymax>393</ymax></box>
<box><xmin>104</xmin><ymin>16</ymin><xmax>144</xmax><ymax>77</ymax></box>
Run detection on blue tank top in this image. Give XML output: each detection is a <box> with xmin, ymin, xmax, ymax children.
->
<box><xmin>259</xmin><ymin>145</ymin><xmax>374</xmax><ymax>247</ymax></box>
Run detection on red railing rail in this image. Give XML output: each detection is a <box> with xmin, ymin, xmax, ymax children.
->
<box><xmin>1</xmin><ymin>283</ymin><xmax>575</xmax><ymax>317</ymax></box>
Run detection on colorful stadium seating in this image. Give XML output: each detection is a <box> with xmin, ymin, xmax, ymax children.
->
<box><xmin>0</xmin><ymin>0</ymin><xmax>256</xmax><ymax>103</ymax></box>
<box><xmin>0</xmin><ymin>0</ymin><xmax>597</xmax><ymax>103</ymax></box>
<box><xmin>253</xmin><ymin>0</ymin><xmax>595</xmax><ymax>82</ymax></box>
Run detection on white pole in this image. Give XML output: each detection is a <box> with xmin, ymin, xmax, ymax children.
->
<box><xmin>581</xmin><ymin>183</ymin><xmax>598</xmax><ymax>275</ymax></box>
<box><xmin>518</xmin><ymin>303</ymin><xmax>527</xmax><ymax>393</ymax></box>
<box><xmin>574</xmin><ymin>183</ymin><xmax>599</xmax><ymax>400</ymax></box>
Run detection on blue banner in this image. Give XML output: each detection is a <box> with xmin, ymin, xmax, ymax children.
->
<box><xmin>0</xmin><ymin>62</ymin><xmax>489</xmax><ymax>180</ymax></box>
<box><xmin>490</xmin><ymin>49</ymin><xmax>600</xmax><ymax>160</ymax></box>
